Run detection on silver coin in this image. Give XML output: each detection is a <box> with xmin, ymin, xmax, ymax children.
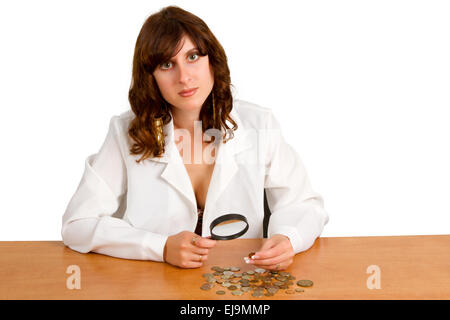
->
<box><xmin>297</xmin><ymin>280</ymin><xmax>314</xmax><ymax>287</ymax></box>
<box><xmin>268</xmin><ymin>287</ymin><xmax>278</xmax><ymax>294</ymax></box>
<box><xmin>200</xmin><ymin>283</ymin><xmax>212</xmax><ymax>291</ymax></box>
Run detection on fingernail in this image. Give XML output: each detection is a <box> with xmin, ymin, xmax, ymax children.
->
<box><xmin>252</xmin><ymin>255</ymin><xmax>258</xmax><ymax>259</ymax></box>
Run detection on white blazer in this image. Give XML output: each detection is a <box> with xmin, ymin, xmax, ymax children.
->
<box><xmin>61</xmin><ymin>99</ymin><xmax>329</xmax><ymax>262</ymax></box>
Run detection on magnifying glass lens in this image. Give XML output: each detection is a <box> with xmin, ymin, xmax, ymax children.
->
<box><xmin>210</xmin><ymin>214</ymin><xmax>249</xmax><ymax>240</ymax></box>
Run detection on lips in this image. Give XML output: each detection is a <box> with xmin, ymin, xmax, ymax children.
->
<box><xmin>178</xmin><ymin>87</ymin><xmax>198</xmax><ymax>97</ymax></box>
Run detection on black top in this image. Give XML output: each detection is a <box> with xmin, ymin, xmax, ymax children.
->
<box><xmin>194</xmin><ymin>207</ymin><xmax>204</xmax><ymax>236</ymax></box>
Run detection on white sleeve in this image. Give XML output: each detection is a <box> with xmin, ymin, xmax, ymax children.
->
<box><xmin>61</xmin><ymin>116</ymin><xmax>168</xmax><ymax>261</ymax></box>
<box><xmin>264</xmin><ymin>110</ymin><xmax>329</xmax><ymax>254</ymax></box>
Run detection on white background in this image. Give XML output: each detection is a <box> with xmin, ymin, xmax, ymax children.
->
<box><xmin>0</xmin><ymin>0</ymin><xmax>449</xmax><ymax>240</ymax></box>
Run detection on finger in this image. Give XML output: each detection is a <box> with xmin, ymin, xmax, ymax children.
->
<box><xmin>258</xmin><ymin>238</ymin><xmax>276</xmax><ymax>252</ymax></box>
<box><xmin>179</xmin><ymin>261</ymin><xmax>203</xmax><ymax>269</ymax></box>
<box><xmin>252</xmin><ymin>242</ymin><xmax>285</xmax><ymax>260</ymax></box>
<box><xmin>190</xmin><ymin>253</ymin><xmax>207</xmax><ymax>263</ymax></box>
<box><xmin>251</xmin><ymin>251</ymin><xmax>292</xmax><ymax>267</ymax></box>
<box><xmin>191</xmin><ymin>246</ymin><xmax>209</xmax><ymax>256</ymax></box>
<box><xmin>194</xmin><ymin>237</ymin><xmax>217</xmax><ymax>249</ymax></box>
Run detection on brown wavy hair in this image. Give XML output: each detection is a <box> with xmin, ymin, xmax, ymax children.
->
<box><xmin>128</xmin><ymin>6</ymin><xmax>238</xmax><ymax>163</ymax></box>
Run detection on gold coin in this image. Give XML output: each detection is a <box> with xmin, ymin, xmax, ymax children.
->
<box><xmin>216</xmin><ymin>290</ymin><xmax>226</xmax><ymax>295</ymax></box>
<box><xmin>270</xmin><ymin>270</ymin><xmax>279</xmax><ymax>274</ymax></box>
<box><xmin>252</xmin><ymin>291</ymin><xmax>264</xmax><ymax>298</ymax></box>
<box><xmin>285</xmin><ymin>289</ymin><xmax>295</xmax><ymax>294</ymax></box>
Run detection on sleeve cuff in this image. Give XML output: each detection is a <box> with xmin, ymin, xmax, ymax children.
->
<box><xmin>142</xmin><ymin>232</ymin><xmax>168</xmax><ymax>262</ymax></box>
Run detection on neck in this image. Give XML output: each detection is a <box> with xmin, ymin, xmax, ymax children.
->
<box><xmin>171</xmin><ymin>107</ymin><xmax>201</xmax><ymax>136</ymax></box>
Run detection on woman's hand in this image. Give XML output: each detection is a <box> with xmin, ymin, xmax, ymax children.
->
<box><xmin>247</xmin><ymin>234</ymin><xmax>295</xmax><ymax>271</ymax></box>
<box><xmin>163</xmin><ymin>231</ymin><xmax>217</xmax><ymax>268</ymax></box>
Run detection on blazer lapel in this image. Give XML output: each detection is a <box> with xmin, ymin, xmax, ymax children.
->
<box><xmin>204</xmin><ymin>107</ymin><xmax>253</xmax><ymax>213</ymax></box>
<box><xmin>148</xmin><ymin>115</ymin><xmax>198</xmax><ymax>212</ymax></box>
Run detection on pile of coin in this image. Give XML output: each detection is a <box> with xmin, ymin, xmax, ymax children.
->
<box><xmin>200</xmin><ymin>265</ymin><xmax>314</xmax><ymax>297</ymax></box>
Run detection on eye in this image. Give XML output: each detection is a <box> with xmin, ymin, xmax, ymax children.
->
<box><xmin>188</xmin><ymin>53</ymin><xmax>199</xmax><ymax>61</ymax></box>
<box><xmin>160</xmin><ymin>62</ymin><xmax>172</xmax><ymax>70</ymax></box>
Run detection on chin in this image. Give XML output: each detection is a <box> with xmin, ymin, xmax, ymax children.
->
<box><xmin>175</xmin><ymin>97</ymin><xmax>205</xmax><ymax>111</ymax></box>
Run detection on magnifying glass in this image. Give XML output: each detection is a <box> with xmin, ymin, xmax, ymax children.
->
<box><xmin>209</xmin><ymin>213</ymin><xmax>249</xmax><ymax>240</ymax></box>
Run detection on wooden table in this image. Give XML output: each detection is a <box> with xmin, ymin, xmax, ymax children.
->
<box><xmin>1</xmin><ymin>235</ymin><xmax>449</xmax><ymax>299</ymax></box>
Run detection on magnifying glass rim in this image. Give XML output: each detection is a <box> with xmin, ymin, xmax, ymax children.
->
<box><xmin>210</xmin><ymin>213</ymin><xmax>249</xmax><ymax>240</ymax></box>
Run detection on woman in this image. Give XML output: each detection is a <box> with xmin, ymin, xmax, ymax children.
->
<box><xmin>61</xmin><ymin>6</ymin><xmax>329</xmax><ymax>270</ymax></box>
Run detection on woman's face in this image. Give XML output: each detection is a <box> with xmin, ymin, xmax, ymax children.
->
<box><xmin>153</xmin><ymin>35</ymin><xmax>214</xmax><ymax>115</ymax></box>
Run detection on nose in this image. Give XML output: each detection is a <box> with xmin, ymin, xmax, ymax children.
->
<box><xmin>177</xmin><ymin>63</ymin><xmax>192</xmax><ymax>84</ymax></box>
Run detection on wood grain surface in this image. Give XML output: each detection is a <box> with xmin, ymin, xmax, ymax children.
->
<box><xmin>0</xmin><ymin>235</ymin><xmax>449</xmax><ymax>299</ymax></box>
